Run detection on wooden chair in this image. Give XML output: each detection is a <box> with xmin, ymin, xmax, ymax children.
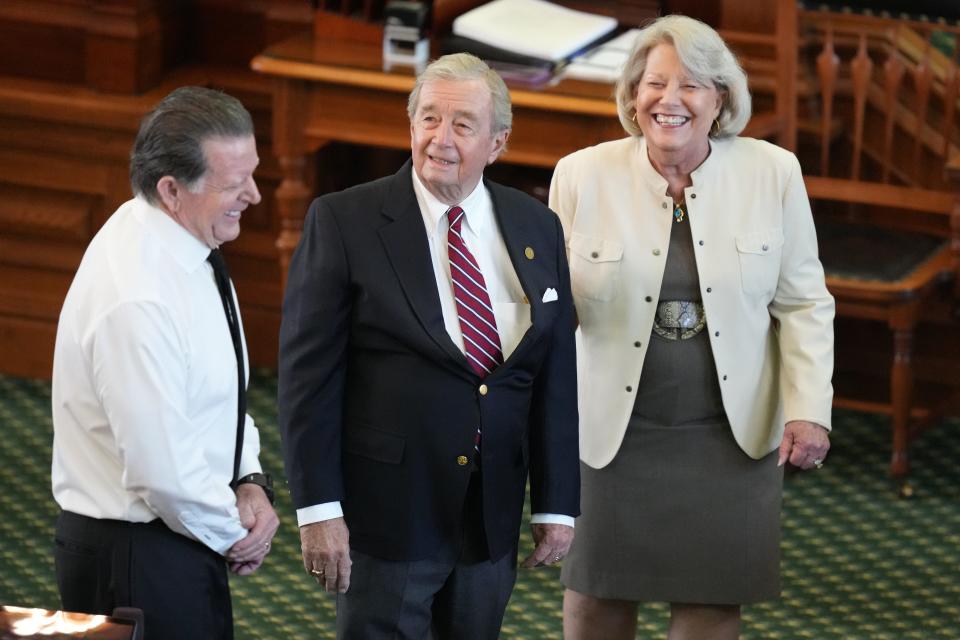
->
<box><xmin>796</xmin><ymin>8</ymin><xmax>960</xmax><ymax>493</ymax></box>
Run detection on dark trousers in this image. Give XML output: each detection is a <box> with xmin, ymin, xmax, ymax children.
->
<box><xmin>54</xmin><ymin>510</ymin><xmax>233</xmax><ymax>640</ymax></box>
<box><xmin>336</xmin><ymin>472</ymin><xmax>518</xmax><ymax>640</ymax></box>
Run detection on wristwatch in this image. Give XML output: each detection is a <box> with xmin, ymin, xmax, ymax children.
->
<box><xmin>234</xmin><ymin>472</ymin><xmax>275</xmax><ymax>505</ymax></box>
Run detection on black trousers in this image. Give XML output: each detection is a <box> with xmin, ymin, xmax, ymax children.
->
<box><xmin>54</xmin><ymin>510</ymin><xmax>233</xmax><ymax>640</ymax></box>
<box><xmin>336</xmin><ymin>472</ymin><xmax>518</xmax><ymax>640</ymax></box>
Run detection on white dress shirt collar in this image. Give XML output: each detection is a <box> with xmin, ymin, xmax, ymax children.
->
<box><xmin>411</xmin><ymin>167</ymin><xmax>491</xmax><ymax>236</ymax></box>
<box><xmin>131</xmin><ymin>196</ymin><xmax>212</xmax><ymax>274</ymax></box>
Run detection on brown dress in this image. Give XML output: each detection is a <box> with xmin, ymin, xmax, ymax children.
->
<box><xmin>560</xmin><ymin>206</ymin><xmax>783</xmax><ymax>604</ymax></box>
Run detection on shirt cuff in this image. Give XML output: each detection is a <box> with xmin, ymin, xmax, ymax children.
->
<box><xmin>297</xmin><ymin>502</ymin><xmax>344</xmax><ymax>527</ymax></box>
<box><xmin>530</xmin><ymin>513</ymin><xmax>575</xmax><ymax>528</ymax></box>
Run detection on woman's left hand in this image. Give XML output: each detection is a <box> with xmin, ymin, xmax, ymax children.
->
<box><xmin>778</xmin><ymin>420</ymin><xmax>830</xmax><ymax>470</ymax></box>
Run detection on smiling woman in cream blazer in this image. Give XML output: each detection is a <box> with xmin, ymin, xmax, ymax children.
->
<box><xmin>549</xmin><ymin>15</ymin><xmax>835</xmax><ymax>640</ymax></box>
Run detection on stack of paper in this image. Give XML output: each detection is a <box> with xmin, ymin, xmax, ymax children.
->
<box><xmin>563</xmin><ymin>29</ymin><xmax>641</xmax><ymax>83</ymax></box>
<box><xmin>452</xmin><ymin>0</ymin><xmax>618</xmax><ymax>63</ymax></box>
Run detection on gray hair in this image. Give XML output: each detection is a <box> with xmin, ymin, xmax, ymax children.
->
<box><xmin>615</xmin><ymin>15</ymin><xmax>751</xmax><ymax>138</ymax></box>
<box><xmin>407</xmin><ymin>53</ymin><xmax>513</xmax><ymax>134</ymax></box>
<box><xmin>130</xmin><ymin>86</ymin><xmax>254</xmax><ymax>205</ymax></box>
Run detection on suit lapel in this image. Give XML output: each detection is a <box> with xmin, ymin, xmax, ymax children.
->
<box><xmin>378</xmin><ymin>162</ymin><xmax>472</xmax><ymax>372</ymax></box>
<box><xmin>487</xmin><ymin>180</ymin><xmax>542</xmax><ymax>367</ymax></box>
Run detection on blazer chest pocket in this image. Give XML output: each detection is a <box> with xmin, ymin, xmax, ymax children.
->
<box><xmin>344</xmin><ymin>424</ymin><xmax>405</xmax><ymax>464</ymax></box>
<box><xmin>735</xmin><ymin>228</ymin><xmax>784</xmax><ymax>296</ymax></box>
<box><xmin>568</xmin><ymin>232</ymin><xmax>623</xmax><ymax>302</ymax></box>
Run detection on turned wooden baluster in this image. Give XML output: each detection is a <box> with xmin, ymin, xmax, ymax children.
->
<box><xmin>849</xmin><ymin>30</ymin><xmax>873</xmax><ymax>181</ymax></box>
<box><xmin>881</xmin><ymin>27</ymin><xmax>905</xmax><ymax>184</ymax></box>
<box><xmin>816</xmin><ymin>23</ymin><xmax>840</xmax><ymax>177</ymax></box>
<box><xmin>910</xmin><ymin>35</ymin><xmax>934</xmax><ymax>177</ymax></box>
<box><xmin>941</xmin><ymin>45</ymin><xmax>960</xmax><ymax>163</ymax></box>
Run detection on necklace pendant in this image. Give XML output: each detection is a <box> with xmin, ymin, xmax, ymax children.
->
<box><xmin>673</xmin><ymin>203</ymin><xmax>685</xmax><ymax>223</ymax></box>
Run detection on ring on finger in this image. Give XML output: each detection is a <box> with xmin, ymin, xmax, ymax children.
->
<box><xmin>309</xmin><ymin>568</ymin><xmax>324</xmax><ymax>578</ymax></box>
<box><xmin>812</xmin><ymin>458</ymin><xmax>824</xmax><ymax>469</ymax></box>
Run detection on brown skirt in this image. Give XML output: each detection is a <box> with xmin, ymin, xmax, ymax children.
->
<box><xmin>560</xmin><ymin>417</ymin><xmax>783</xmax><ymax>604</ymax></box>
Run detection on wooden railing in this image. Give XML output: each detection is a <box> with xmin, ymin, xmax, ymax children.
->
<box><xmin>795</xmin><ymin>7</ymin><xmax>960</xmax><ymax>487</ymax></box>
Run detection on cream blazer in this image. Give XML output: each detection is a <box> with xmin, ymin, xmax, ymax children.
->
<box><xmin>549</xmin><ymin>136</ymin><xmax>835</xmax><ymax>468</ymax></box>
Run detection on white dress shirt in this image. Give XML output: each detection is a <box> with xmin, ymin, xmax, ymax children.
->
<box><xmin>296</xmin><ymin>170</ymin><xmax>573</xmax><ymax>528</ymax></box>
<box><xmin>51</xmin><ymin>196</ymin><xmax>263</xmax><ymax>555</ymax></box>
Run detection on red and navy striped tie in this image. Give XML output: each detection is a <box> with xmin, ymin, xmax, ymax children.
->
<box><xmin>447</xmin><ymin>206</ymin><xmax>504</xmax><ymax>377</ymax></box>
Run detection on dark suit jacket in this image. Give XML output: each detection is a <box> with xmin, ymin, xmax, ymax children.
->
<box><xmin>278</xmin><ymin>161</ymin><xmax>579</xmax><ymax>562</ymax></box>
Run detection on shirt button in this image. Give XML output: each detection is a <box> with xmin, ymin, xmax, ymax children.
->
<box><xmin>457</xmin><ymin>456</ymin><xmax>469</xmax><ymax>466</ymax></box>
<box><xmin>626</xmin><ymin>385</ymin><xmax>633</xmax><ymax>392</ymax></box>
<box><xmin>698</xmin><ymin>240</ymin><xmax>704</xmax><ymax>246</ymax></box>
<box><xmin>714</xmin><ymin>331</ymin><xmax>720</xmax><ymax>336</ymax></box>
<box><xmin>645</xmin><ymin>296</ymin><xmax>652</xmax><ymax>302</ymax></box>
<box><xmin>706</xmin><ymin>287</ymin><xmax>712</xmax><ymax>293</ymax></box>
<box><xmin>661</xmin><ymin>202</ymin><xmax>668</xmax><ymax>209</ymax></box>
<box><xmin>690</xmin><ymin>193</ymin><xmax>697</xmax><ymax>199</ymax></box>
<box><xmin>653</xmin><ymin>249</ymin><xmax>661</xmax><ymax>256</ymax></box>
<box><xmin>479</xmin><ymin>384</ymin><xmax>488</xmax><ymax>396</ymax></box>
<box><xmin>762</xmin><ymin>244</ymin><xmax>769</xmax><ymax>251</ymax></box>
<box><xmin>634</xmin><ymin>341</ymin><xmax>642</xmax><ymax>348</ymax></box>
<box><xmin>591</xmin><ymin>251</ymin><xmax>599</xmax><ymax>259</ymax></box>
<box><xmin>722</xmin><ymin>375</ymin><xmax>728</xmax><ymax>381</ymax></box>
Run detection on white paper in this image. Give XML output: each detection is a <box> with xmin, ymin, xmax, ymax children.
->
<box><xmin>453</xmin><ymin>0</ymin><xmax>618</xmax><ymax>62</ymax></box>
<box><xmin>563</xmin><ymin>29</ymin><xmax>641</xmax><ymax>83</ymax></box>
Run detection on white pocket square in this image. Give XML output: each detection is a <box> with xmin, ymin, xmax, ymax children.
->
<box><xmin>542</xmin><ymin>287</ymin><xmax>558</xmax><ymax>303</ymax></box>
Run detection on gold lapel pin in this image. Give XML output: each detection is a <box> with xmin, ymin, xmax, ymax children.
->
<box><xmin>524</xmin><ymin>247</ymin><xmax>535</xmax><ymax>260</ymax></box>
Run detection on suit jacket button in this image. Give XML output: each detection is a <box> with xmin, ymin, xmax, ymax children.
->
<box><xmin>524</xmin><ymin>247</ymin><xmax>535</xmax><ymax>259</ymax></box>
<box><xmin>479</xmin><ymin>384</ymin><xmax>488</xmax><ymax>395</ymax></box>
<box><xmin>457</xmin><ymin>455</ymin><xmax>469</xmax><ymax>466</ymax></box>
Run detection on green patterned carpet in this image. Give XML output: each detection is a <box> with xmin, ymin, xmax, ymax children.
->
<box><xmin>1</xmin><ymin>371</ymin><xmax>958</xmax><ymax>639</ymax></box>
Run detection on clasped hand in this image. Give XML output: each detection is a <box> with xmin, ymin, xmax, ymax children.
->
<box><xmin>226</xmin><ymin>483</ymin><xmax>280</xmax><ymax>575</ymax></box>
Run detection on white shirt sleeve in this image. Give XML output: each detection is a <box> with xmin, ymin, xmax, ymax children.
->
<box><xmin>296</xmin><ymin>502</ymin><xmax>344</xmax><ymax>527</ymax></box>
<box><xmin>530</xmin><ymin>513</ymin><xmax>575</xmax><ymax>527</ymax></box>
<box><xmin>91</xmin><ymin>300</ymin><xmax>249</xmax><ymax>554</ymax></box>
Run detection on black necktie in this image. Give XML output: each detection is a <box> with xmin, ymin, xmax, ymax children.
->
<box><xmin>207</xmin><ymin>248</ymin><xmax>246</xmax><ymax>486</ymax></box>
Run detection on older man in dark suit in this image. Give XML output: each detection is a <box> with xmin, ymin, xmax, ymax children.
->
<box><xmin>278</xmin><ymin>53</ymin><xmax>579</xmax><ymax>639</ymax></box>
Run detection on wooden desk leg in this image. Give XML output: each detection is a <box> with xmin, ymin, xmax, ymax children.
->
<box><xmin>276</xmin><ymin>153</ymin><xmax>313</xmax><ymax>291</ymax></box>
<box><xmin>271</xmin><ymin>77</ymin><xmax>315</xmax><ymax>292</ymax></box>
<box><xmin>948</xmin><ymin>164</ymin><xmax>960</xmax><ymax>305</ymax></box>
<box><xmin>889</xmin><ymin>326</ymin><xmax>914</xmax><ymax>483</ymax></box>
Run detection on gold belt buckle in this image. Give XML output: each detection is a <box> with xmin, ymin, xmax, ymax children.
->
<box><xmin>652</xmin><ymin>300</ymin><xmax>706</xmax><ymax>340</ymax></box>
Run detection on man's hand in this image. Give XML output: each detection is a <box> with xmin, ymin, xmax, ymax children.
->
<box><xmin>301</xmin><ymin>518</ymin><xmax>351</xmax><ymax>593</ymax></box>
<box><xmin>521</xmin><ymin>523</ymin><xmax>574</xmax><ymax>568</ymax></box>
<box><xmin>226</xmin><ymin>483</ymin><xmax>279</xmax><ymax>575</ymax></box>
<box><xmin>778</xmin><ymin>420</ymin><xmax>831</xmax><ymax>470</ymax></box>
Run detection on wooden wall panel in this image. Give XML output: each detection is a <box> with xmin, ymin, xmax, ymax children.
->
<box><xmin>0</xmin><ymin>67</ymin><xmax>282</xmax><ymax>377</ymax></box>
<box><xmin>0</xmin><ymin>0</ymin><xmax>187</xmax><ymax>93</ymax></box>
<box><xmin>0</xmin><ymin>186</ymin><xmax>98</xmax><ymax>242</ymax></box>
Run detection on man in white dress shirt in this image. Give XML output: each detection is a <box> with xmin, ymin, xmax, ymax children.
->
<box><xmin>51</xmin><ymin>86</ymin><xmax>278</xmax><ymax>639</ymax></box>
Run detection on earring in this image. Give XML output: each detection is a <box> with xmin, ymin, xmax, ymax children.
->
<box><xmin>711</xmin><ymin>118</ymin><xmax>721</xmax><ymax>136</ymax></box>
<box><xmin>632</xmin><ymin>111</ymin><xmax>639</xmax><ymax>124</ymax></box>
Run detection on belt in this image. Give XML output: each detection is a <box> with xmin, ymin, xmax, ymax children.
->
<box><xmin>652</xmin><ymin>300</ymin><xmax>706</xmax><ymax>340</ymax></box>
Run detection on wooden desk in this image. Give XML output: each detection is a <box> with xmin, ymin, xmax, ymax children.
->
<box><xmin>251</xmin><ymin>33</ymin><xmax>782</xmax><ymax>282</ymax></box>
